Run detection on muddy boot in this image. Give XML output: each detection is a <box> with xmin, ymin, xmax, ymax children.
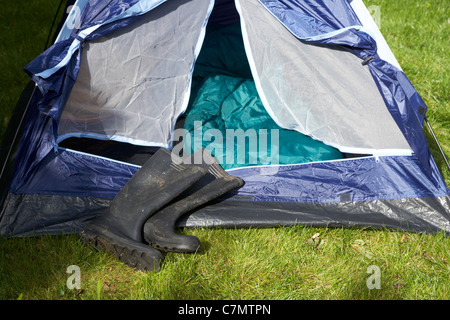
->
<box><xmin>143</xmin><ymin>150</ymin><xmax>244</xmax><ymax>253</ymax></box>
<box><xmin>79</xmin><ymin>148</ymin><xmax>207</xmax><ymax>271</ymax></box>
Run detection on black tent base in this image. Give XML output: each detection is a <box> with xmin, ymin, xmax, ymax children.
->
<box><xmin>180</xmin><ymin>195</ymin><xmax>450</xmax><ymax>236</ymax></box>
<box><xmin>1</xmin><ymin>191</ymin><xmax>449</xmax><ymax>237</ymax></box>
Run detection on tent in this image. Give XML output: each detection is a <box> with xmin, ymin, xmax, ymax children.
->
<box><xmin>1</xmin><ymin>0</ymin><xmax>449</xmax><ymax>238</ymax></box>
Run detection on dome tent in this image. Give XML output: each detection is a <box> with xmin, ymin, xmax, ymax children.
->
<box><xmin>0</xmin><ymin>0</ymin><xmax>449</xmax><ymax>238</ymax></box>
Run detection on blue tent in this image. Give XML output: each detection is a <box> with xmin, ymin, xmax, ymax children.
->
<box><xmin>1</xmin><ymin>0</ymin><xmax>449</xmax><ymax>237</ymax></box>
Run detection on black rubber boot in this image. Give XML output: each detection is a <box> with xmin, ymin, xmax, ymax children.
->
<box><xmin>79</xmin><ymin>148</ymin><xmax>207</xmax><ymax>271</ymax></box>
<box><xmin>143</xmin><ymin>150</ymin><xmax>244</xmax><ymax>253</ymax></box>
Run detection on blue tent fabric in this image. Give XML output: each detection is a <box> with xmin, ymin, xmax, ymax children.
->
<box><xmin>258</xmin><ymin>0</ymin><xmax>377</xmax><ymax>57</ymax></box>
<box><xmin>229</xmin><ymin>155</ymin><xmax>450</xmax><ymax>204</ymax></box>
<box><xmin>368</xmin><ymin>59</ymin><xmax>432</xmax><ymax>173</ymax></box>
<box><xmin>1</xmin><ymin>0</ymin><xmax>449</xmax><ymax>236</ymax></box>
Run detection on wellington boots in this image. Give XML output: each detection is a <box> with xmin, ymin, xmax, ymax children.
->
<box><xmin>79</xmin><ymin>148</ymin><xmax>207</xmax><ymax>272</ymax></box>
<box><xmin>143</xmin><ymin>150</ymin><xmax>244</xmax><ymax>253</ymax></box>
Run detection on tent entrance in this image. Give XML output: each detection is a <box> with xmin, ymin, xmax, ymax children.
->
<box><xmin>59</xmin><ymin>0</ymin><xmax>388</xmax><ymax>170</ymax></box>
<box><xmin>60</xmin><ymin>17</ymin><xmax>347</xmax><ymax>170</ymax></box>
<box><xmin>178</xmin><ymin>21</ymin><xmax>345</xmax><ymax>170</ymax></box>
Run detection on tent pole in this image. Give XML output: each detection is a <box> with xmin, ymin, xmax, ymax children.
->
<box><xmin>425</xmin><ymin>116</ymin><xmax>450</xmax><ymax>171</ymax></box>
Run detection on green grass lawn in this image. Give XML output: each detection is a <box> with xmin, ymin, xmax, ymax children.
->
<box><xmin>0</xmin><ymin>0</ymin><xmax>449</xmax><ymax>301</ymax></box>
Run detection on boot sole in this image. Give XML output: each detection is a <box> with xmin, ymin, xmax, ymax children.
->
<box><xmin>146</xmin><ymin>236</ymin><xmax>201</xmax><ymax>253</ymax></box>
<box><xmin>79</xmin><ymin>226</ymin><xmax>164</xmax><ymax>272</ymax></box>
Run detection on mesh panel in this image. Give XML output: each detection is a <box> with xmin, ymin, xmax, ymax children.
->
<box><xmin>58</xmin><ymin>0</ymin><xmax>212</xmax><ymax>147</ymax></box>
<box><xmin>237</xmin><ymin>0</ymin><xmax>412</xmax><ymax>155</ymax></box>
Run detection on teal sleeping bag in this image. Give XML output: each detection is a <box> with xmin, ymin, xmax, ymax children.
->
<box><xmin>183</xmin><ymin>23</ymin><xmax>343</xmax><ymax>170</ymax></box>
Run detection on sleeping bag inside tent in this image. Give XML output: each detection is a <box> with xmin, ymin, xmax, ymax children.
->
<box><xmin>0</xmin><ymin>0</ymin><xmax>449</xmax><ymax>237</ymax></box>
<box><xmin>182</xmin><ymin>22</ymin><xmax>344</xmax><ymax>170</ymax></box>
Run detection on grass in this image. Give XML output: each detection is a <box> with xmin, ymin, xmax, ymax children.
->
<box><xmin>0</xmin><ymin>0</ymin><xmax>60</xmax><ymax>139</ymax></box>
<box><xmin>374</xmin><ymin>0</ymin><xmax>450</xmax><ymax>182</ymax></box>
<box><xmin>0</xmin><ymin>0</ymin><xmax>449</xmax><ymax>300</ymax></box>
<box><xmin>1</xmin><ymin>227</ymin><xmax>449</xmax><ymax>300</ymax></box>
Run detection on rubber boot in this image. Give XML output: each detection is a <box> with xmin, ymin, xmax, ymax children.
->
<box><xmin>79</xmin><ymin>148</ymin><xmax>207</xmax><ymax>271</ymax></box>
<box><xmin>143</xmin><ymin>150</ymin><xmax>244</xmax><ymax>253</ymax></box>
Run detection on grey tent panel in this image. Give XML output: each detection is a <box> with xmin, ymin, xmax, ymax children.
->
<box><xmin>237</xmin><ymin>0</ymin><xmax>412</xmax><ymax>156</ymax></box>
<box><xmin>58</xmin><ymin>0</ymin><xmax>213</xmax><ymax>148</ymax></box>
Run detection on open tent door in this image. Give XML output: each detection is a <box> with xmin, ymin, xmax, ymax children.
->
<box><xmin>1</xmin><ymin>0</ymin><xmax>449</xmax><ymax>237</ymax></box>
